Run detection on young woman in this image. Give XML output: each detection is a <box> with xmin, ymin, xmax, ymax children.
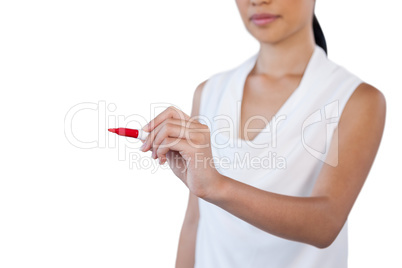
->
<box><xmin>139</xmin><ymin>0</ymin><xmax>386</xmax><ymax>267</ymax></box>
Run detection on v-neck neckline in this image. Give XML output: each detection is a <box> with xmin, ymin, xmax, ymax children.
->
<box><xmin>234</xmin><ymin>45</ymin><xmax>323</xmax><ymax>144</ymax></box>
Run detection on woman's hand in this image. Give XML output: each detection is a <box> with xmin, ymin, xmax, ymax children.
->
<box><xmin>139</xmin><ymin>106</ymin><xmax>225</xmax><ymax>199</ymax></box>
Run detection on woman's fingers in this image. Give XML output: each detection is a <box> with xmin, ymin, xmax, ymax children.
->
<box><xmin>141</xmin><ymin>118</ymin><xmax>200</xmax><ymax>154</ymax></box>
<box><xmin>139</xmin><ymin>106</ymin><xmax>210</xmax><ymax>165</ymax></box>
<box><xmin>155</xmin><ymin>137</ymin><xmax>189</xmax><ymax>164</ymax></box>
<box><xmin>151</xmin><ymin>123</ymin><xmax>206</xmax><ymax>160</ymax></box>
<box><xmin>142</xmin><ymin>106</ymin><xmax>190</xmax><ymax>133</ymax></box>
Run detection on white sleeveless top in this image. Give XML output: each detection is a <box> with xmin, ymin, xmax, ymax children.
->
<box><xmin>194</xmin><ymin>45</ymin><xmax>363</xmax><ymax>268</ymax></box>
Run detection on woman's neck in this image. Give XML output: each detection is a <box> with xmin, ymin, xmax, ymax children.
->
<box><xmin>254</xmin><ymin>24</ymin><xmax>316</xmax><ymax>78</ymax></box>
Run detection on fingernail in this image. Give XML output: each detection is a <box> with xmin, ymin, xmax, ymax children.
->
<box><xmin>139</xmin><ymin>143</ymin><xmax>145</xmax><ymax>151</ymax></box>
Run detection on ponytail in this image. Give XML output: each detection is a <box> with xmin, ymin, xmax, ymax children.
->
<box><xmin>313</xmin><ymin>14</ymin><xmax>327</xmax><ymax>55</ymax></box>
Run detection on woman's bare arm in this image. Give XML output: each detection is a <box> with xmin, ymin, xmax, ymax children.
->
<box><xmin>175</xmin><ymin>81</ymin><xmax>206</xmax><ymax>268</ymax></box>
<box><xmin>201</xmin><ymin>83</ymin><xmax>386</xmax><ymax>248</ymax></box>
<box><xmin>175</xmin><ymin>192</ymin><xmax>200</xmax><ymax>268</ymax></box>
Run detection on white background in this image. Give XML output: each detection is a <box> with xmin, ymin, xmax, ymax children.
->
<box><xmin>1</xmin><ymin>0</ymin><xmax>401</xmax><ymax>267</ymax></box>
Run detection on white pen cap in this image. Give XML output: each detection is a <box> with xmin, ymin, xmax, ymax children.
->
<box><xmin>137</xmin><ymin>129</ymin><xmax>150</xmax><ymax>140</ymax></box>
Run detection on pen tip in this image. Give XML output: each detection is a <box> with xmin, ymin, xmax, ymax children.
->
<box><xmin>108</xmin><ymin>128</ymin><xmax>117</xmax><ymax>133</ymax></box>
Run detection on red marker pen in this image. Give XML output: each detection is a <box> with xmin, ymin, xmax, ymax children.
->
<box><xmin>108</xmin><ymin>128</ymin><xmax>149</xmax><ymax>140</ymax></box>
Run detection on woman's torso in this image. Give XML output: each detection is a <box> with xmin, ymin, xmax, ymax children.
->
<box><xmin>194</xmin><ymin>45</ymin><xmax>363</xmax><ymax>268</ymax></box>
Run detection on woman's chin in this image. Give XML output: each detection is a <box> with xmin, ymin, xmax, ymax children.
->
<box><xmin>250</xmin><ymin>33</ymin><xmax>282</xmax><ymax>45</ymax></box>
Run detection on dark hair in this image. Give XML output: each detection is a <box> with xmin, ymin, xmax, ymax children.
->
<box><xmin>313</xmin><ymin>14</ymin><xmax>327</xmax><ymax>55</ymax></box>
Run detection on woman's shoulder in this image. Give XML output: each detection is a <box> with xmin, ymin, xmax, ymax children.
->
<box><xmin>339</xmin><ymin>82</ymin><xmax>386</xmax><ymax>140</ymax></box>
<box><xmin>322</xmin><ymin>56</ymin><xmax>385</xmax><ymax>111</ymax></box>
<box><xmin>190</xmin><ymin>60</ymin><xmax>247</xmax><ymax>117</ymax></box>
<box><xmin>200</xmin><ymin>54</ymin><xmax>256</xmax><ymax>89</ymax></box>
<box><xmin>191</xmin><ymin>79</ymin><xmax>208</xmax><ymax>117</ymax></box>
<box><xmin>190</xmin><ymin>67</ymin><xmax>236</xmax><ymax>118</ymax></box>
<box><xmin>329</xmin><ymin>55</ymin><xmax>386</xmax><ymax>125</ymax></box>
<box><xmin>324</xmin><ymin>55</ymin><xmax>366</xmax><ymax>86</ymax></box>
<box><xmin>347</xmin><ymin>82</ymin><xmax>386</xmax><ymax>115</ymax></box>
<box><xmin>327</xmin><ymin>54</ymin><xmax>386</xmax><ymax>113</ymax></box>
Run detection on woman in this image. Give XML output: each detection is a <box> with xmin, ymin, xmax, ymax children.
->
<box><xmin>139</xmin><ymin>0</ymin><xmax>386</xmax><ymax>267</ymax></box>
